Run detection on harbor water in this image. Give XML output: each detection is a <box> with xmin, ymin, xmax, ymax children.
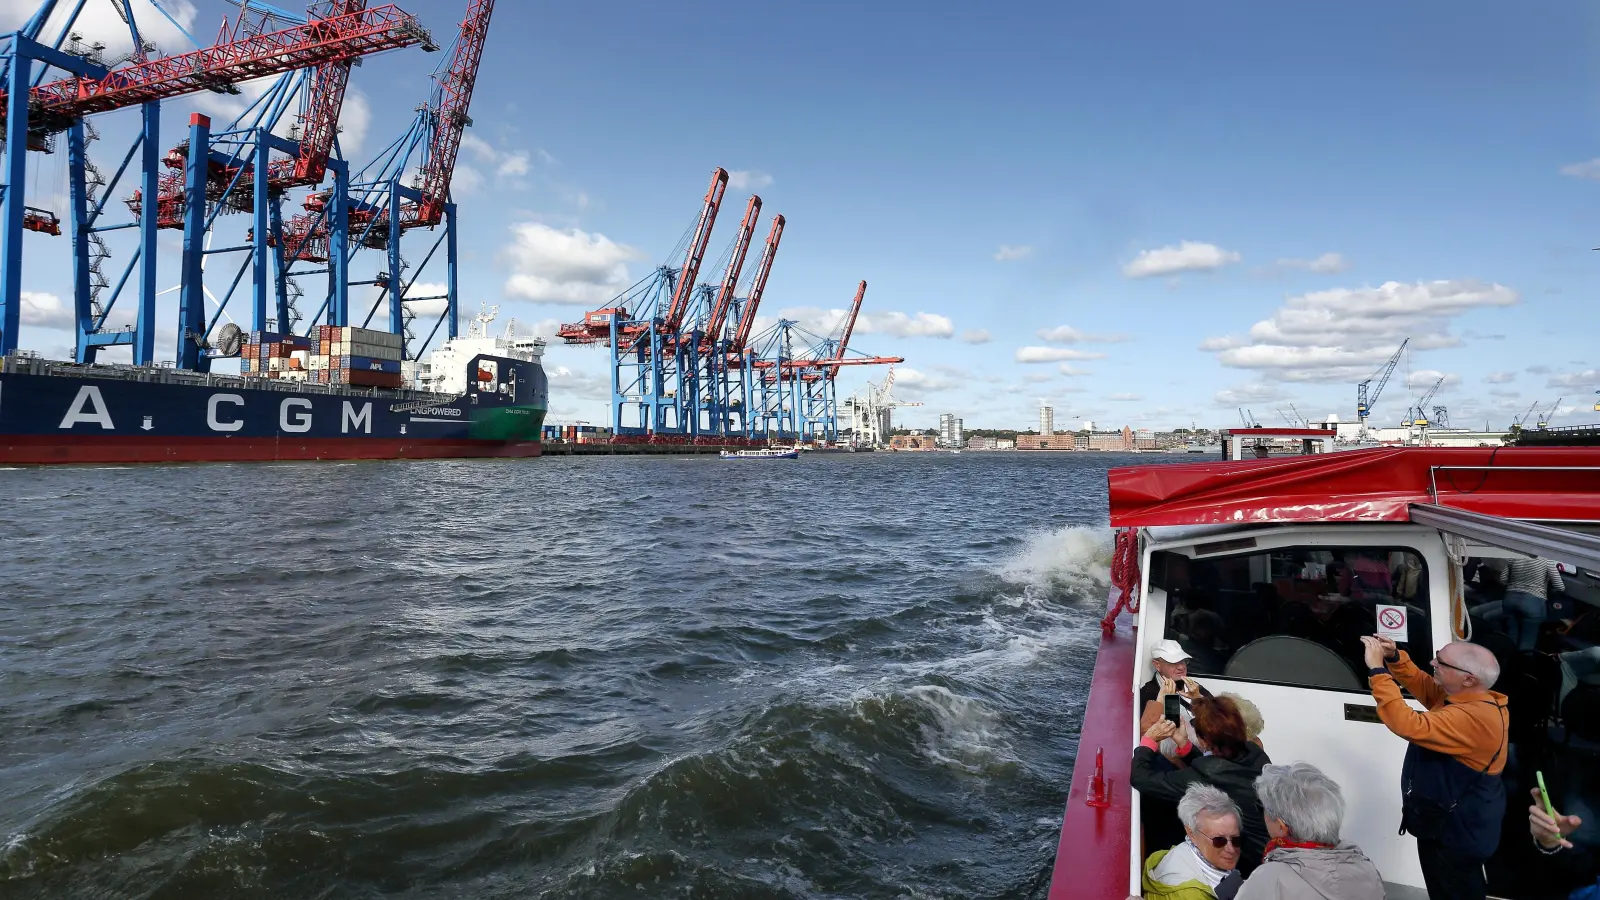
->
<box><xmin>0</xmin><ymin>452</ymin><xmax>1159</xmax><ymax>898</ymax></box>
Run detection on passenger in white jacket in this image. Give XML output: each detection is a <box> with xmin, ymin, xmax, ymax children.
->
<box><xmin>1237</xmin><ymin>762</ymin><xmax>1385</xmax><ymax>900</ymax></box>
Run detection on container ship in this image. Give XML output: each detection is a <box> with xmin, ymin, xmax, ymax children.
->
<box><xmin>0</xmin><ymin>316</ymin><xmax>547</xmax><ymax>465</ymax></box>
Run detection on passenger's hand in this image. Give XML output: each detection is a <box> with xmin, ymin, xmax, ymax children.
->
<box><xmin>1373</xmin><ymin>635</ymin><xmax>1399</xmax><ymax>661</ymax></box>
<box><xmin>1144</xmin><ymin>719</ymin><xmax>1178</xmax><ymax>743</ymax></box>
<box><xmin>1360</xmin><ymin>636</ymin><xmax>1386</xmax><ymax>669</ymax></box>
<box><xmin>1178</xmin><ymin>679</ymin><xmax>1203</xmax><ymax>701</ymax></box>
<box><xmin>1530</xmin><ymin>787</ymin><xmax>1582</xmax><ymax>849</ymax></box>
<box><xmin>1156</xmin><ymin>674</ymin><xmax>1177</xmax><ymax>698</ymax></box>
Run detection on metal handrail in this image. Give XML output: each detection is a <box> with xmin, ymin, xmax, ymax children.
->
<box><xmin>1427</xmin><ymin>465</ymin><xmax>1600</xmax><ymax>503</ymax></box>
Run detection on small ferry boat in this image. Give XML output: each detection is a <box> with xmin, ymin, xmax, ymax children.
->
<box><xmin>1047</xmin><ymin>446</ymin><xmax>1600</xmax><ymax>899</ymax></box>
<box><xmin>718</xmin><ymin>447</ymin><xmax>799</xmax><ymax>460</ymax></box>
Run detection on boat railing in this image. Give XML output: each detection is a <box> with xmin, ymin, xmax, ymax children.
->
<box><xmin>1426</xmin><ymin>464</ymin><xmax>1600</xmax><ymax>504</ymax></box>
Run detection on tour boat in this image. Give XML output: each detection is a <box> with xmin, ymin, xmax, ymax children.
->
<box><xmin>1047</xmin><ymin>446</ymin><xmax>1600</xmax><ymax>899</ymax></box>
<box><xmin>718</xmin><ymin>447</ymin><xmax>799</xmax><ymax>460</ymax></box>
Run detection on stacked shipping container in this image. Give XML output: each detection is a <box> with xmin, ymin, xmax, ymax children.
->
<box><xmin>240</xmin><ymin>327</ymin><xmax>404</xmax><ymax>389</ymax></box>
<box><xmin>541</xmin><ymin>424</ymin><xmax>612</xmax><ymax>444</ymax></box>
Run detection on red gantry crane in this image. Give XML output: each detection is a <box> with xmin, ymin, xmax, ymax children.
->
<box><xmin>728</xmin><ymin>213</ymin><xmax>785</xmax><ymax>356</ymax></box>
<box><xmin>132</xmin><ymin>0</ymin><xmax>422</xmax><ymax>227</ymax></box>
<box><xmin>702</xmin><ymin>193</ymin><xmax>762</xmax><ymax>347</ymax></box>
<box><xmin>1</xmin><ymin>4</ymin><xmax>431</xmax><ymax>133</ymax></box>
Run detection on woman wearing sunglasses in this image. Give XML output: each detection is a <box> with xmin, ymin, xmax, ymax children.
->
<box><xmin>1142</xmin><ymin>783</ymin><xmax>1246</xmax><ymax>899</ymax></box>
<box><xmin>1236</xmin><ymin>762</ymin><xmax>1384</xmax><ymax>900</ymax></box>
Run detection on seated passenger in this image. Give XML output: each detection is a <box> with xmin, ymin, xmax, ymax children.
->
<box><xmin>1134</xmin><ymin>696</ymin><xmax>1273</xmax><ymax>874</ymax></box>
<box><xmin>1528</xmin><ymin>786</ymin><xmax>1600</xmax><ymax>899</ymax></box>
<box><xmin>1238</xmin><ymin>762</ymin><xmax>1384</xmax><ymax>900</ymax></box>
<box><xmin>1139</xmin><ymin>639</ymin><xmax>1212</xmax><ymax>734</ymax></box>
<box><xmin>1142</xmin><ymin>783</ymin><xmax>1245</xmax><ymax>899</ymax></box>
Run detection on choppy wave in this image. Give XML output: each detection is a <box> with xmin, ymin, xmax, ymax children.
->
<box><xmin>0</xmin><ymin>451</ymin><xmax>1168</xmax><ymax>898</ymax></box>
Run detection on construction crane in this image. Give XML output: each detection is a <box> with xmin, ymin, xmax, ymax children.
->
<box><xmin>821</xmin><ymin>280</ymin><xmax>866</xmax><ymax>379</ymax></box>
<box><xmin>2</xmin><ymin>4</ymin><xmax>430</xmax><ymax>131</ymax></box>
<box><xmin>1356</xmin><ymin>338</ymin><xmax>1409</xmax><ymax>436</ymax></box>
<box><xmin>1</xmin><ymin>0</ymin><xmax>434</xmax><ymax>362</ymax></box>
<box><xmin>728</xmin><ymin>214</ymin><xmax>784</xmax><ymax>356</ymax></box>
<box><xmin>1514</xmin><ymin>401</ymin><xmax>1541</xmax><ymax>428</ymax></box>
<box><xmin>134</xmin><ymin>0</ymin><xmax>428</xmax><ymax>227</ymax></box>
<box><xmin>1406</xmin><ymin>375</ymin><xmax>1446</xmax><ymax>426</ymax></box>
<box><xmin>702</xmin><ymin>193</ymin><xmax>762</xmax><ymax>346</ymax></box>
<box><xmin>661</xmin><ymin>167</ymin><xmax>729</xmax><ymax>336</ymax></box>
<box><xmin>1537</xmin><ymin>398</ymin><xmax>1563</xmax><ymax>430</ymax></box>
<box><xmin>277</xmin><ymin>0</ymin><xmax>497</xmax><ymax>357</ymax></box>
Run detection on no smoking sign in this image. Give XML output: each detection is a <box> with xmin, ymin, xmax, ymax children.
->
<box><xmin>1377</xmin><ymin>604</ymin><xmax>1409</xmax><ymax>642</ymax></box>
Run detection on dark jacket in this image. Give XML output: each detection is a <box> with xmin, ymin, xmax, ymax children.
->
<box><xmin>1133</xmin><ymin>741</ymin><xmax>1273</xmax><ymax>874</ymax></box>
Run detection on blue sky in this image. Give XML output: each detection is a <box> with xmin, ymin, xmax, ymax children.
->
<box><xmin>6</xmin><ymin>0</ymin><xmax>1599</xmax><ymax>429</ymax></box>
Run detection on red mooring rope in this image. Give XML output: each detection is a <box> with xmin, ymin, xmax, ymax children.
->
<box><xmin>1100</xmin><ymin>527</ymin><xmax>1141</xmax><ymax>635</ymax></box>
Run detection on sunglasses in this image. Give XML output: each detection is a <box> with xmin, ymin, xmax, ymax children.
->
<box><xmin>1196</xmin><ymin>830</ymin><xmax>1243</xmax><ymax>850</ymax></box>
<box><xmin>1432</xmin><ymin>656</ymin><xmax>1473</xmax><ymax>677</ymax></box>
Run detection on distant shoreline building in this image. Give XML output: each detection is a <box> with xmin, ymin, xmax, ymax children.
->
<box><xmin>1040</xmin><ymin>405</ymin><xmax>1054</xmax><ymax>436</ymax></box>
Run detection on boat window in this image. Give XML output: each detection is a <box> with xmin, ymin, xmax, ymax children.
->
<box><xmin>1158</xmin><ymin>545</ymin><xmax>1434</xmax><ymax>693</ymax></box>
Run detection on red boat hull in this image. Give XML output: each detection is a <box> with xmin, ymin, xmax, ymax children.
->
<box><xmin>0</xmin><ymin>435</ymin><xmax>542</xmax><ymax>465</ymax></box>
<box><xmin>1048</xmin><ymin>607</ymin><xmax>1137</xmax><ymax>900</ymax></box>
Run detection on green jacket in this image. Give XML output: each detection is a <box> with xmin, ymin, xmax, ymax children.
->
<box><xmin>1142</xmin><ymin>848</ymin><xmax>1220</xmax><ymax>900</ymax></box>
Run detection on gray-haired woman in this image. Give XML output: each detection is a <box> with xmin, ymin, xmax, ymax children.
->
<box><xmin>1237</xmin><ymin>762</ymin><xmax>1384</xmax><ymax>900</ymax></box>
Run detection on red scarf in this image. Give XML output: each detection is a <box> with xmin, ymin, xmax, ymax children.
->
<box><xmin>1263</xmin><ymin>837</ymin><xmax>1337</xmax><ymax>861</ymax></box>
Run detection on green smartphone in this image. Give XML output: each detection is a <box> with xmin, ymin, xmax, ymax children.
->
<box><xmin>1537</xmin><ymin>771</ymin><xmax>1558</xmax><ymax>820</ymax></box>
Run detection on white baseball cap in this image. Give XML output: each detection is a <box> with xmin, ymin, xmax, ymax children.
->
<box><xmin>1151</xmin><ymin>639</ymin><xmax>1192</xmax><ymax>664</ymax></box>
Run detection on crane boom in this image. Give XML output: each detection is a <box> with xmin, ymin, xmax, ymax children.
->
<box><xmin>663</xmin><ymin>168</ymin><xmax>728</xmax><ymax>334</ymax></box>
<box><xmin>2</xmin><ymin>5</ymin><xmax>432</xmax><ymax>135</ymax></box>
<box><xmin>730</xmin><ymin>213</ymin><xmax>784</xmax><ymax>353</ymax></box>
<box><xmin>704</xmin><ymin>194</ymin><xmax>761</xmax><ymax>344</ymax></box>
<box><xmin>409</xmin><ymin>0</ymin><xmax>493</xmax><ymax>226</ymax></box>
<box><xmin>828</xmin><ymin>280</ymin><xmax>867</xmax><ymax>378</ymax></box>
<box><xmin>1357</xmin><ymin>338</ymin><xmax>1409</xmax><ymax>422</ymax></box>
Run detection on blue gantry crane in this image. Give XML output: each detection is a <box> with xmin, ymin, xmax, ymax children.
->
<box><xmin>0</xmin><ymin>0</ymin><xmax>439</xmax><ymax>369</ymax></box>
<box><xmin>556</xmin><ymin>169</ymin><xmax>898</xmax><ymax>444</ymax></box>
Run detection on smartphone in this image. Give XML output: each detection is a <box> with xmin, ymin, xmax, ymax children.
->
<box><xmin>1537</xmin><ymin>771</ymin><xmax>1558</xmax><ymax>819</ymax></box>
<box><xmin>1164</xmin><ymin>694</ymin><xmax>1182</xmax><ymax>724</ymax></box>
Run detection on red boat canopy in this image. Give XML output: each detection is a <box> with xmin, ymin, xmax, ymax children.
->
<box><xmin>1109</xmin><ymin>447</ymin><xmax>1600</xmax><ymax>527</ymax></box>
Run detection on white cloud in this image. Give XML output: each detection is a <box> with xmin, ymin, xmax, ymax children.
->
<box><xmin>1024</xmin><ymin>372</ymin><xmax>1053</xmax><ymax>383</ymax></box>
<box><xmin>727</xmin><ymin>170</ymin><xmax>773</xmax><ymax>190</ymax></box>
<box><xmin>959</xmin><ymin>328</ymin><xmax>992</xmax><ymax>344</ymax></box>
<box><xmin>496</xmin><ymin>151</ymin><xmax>531</xmax><ymax>178</ymax></box>
<box><xmin>1109</xmin><ymin>393</ymin><xmax>1143</xmax><ymax>402</ymax></box>
<box><xmin>337</xmin><ymin>88</ymin><xmax>371</xmax><ymax>157</ymax></box>
<box><xmin>890</xmin><ymin>367</ymin><xmax>955</xmax><ymax>394</ymax></box>
<box><xmin>1198</xmin><ymin>335</ymin><xmax>1244</xmax><ymax>351</ymax></box>
<box><xmin>452</xmin><ymin>164</ymin><xmax>485</xmax><ymax>195</ymax></box>
<box><xmin>775</xmin><ymin>307</ymin><xmax>955</xmax><ymax>340</ymax></box>
<box><xmin>1405</xmin><ymin>369</ymin><xmax>1461</xmax><ymax>390</ymax></box>
<box><xmin>1483</xmin><ymin>371</ymin><xmax>1516</xmax><ymax>384</ymax></box>
<box><xmin>1058</xmin><ymin>363</ymin><xmax>1091</xmax><ymax>376</ymax></box>
<box><xmin>1547</xmin><ymin>368</ymin><xmax>1599</xmax><ymax>389</ymax></box>
<box><xmin>1206</xmin><ymin>279</ymin><xmax>1518</xmax><ymax>382</ymax></box>
<box><xmin>20</xmin><ymin>291</ymin><xmax>73</xmax><ymax>329</ymax></box>
<box><xmin>1275</xmin><ymin>252</ymin><xmax>1350</xmax><ymax>274</ymax></box>
<box><xmin>2</xmin><ymin>0</ymin><xmax>198</xmax><ymax>59</ymax></box>
<box><xmin>1560</xmin><ymin>159</ymin><xmax>1600</xmax><ymax>180</ymax></box>
<box><xmin>1212</xmin><ymin>381</ymin><xmax>1289</xmax><ymax>408</ymax></box>
<box><xmin>994</xmin><ymin>244</ymin><xmax>1033</xmax><ymax>261</ymax></box>
<box><xmin>455</xmin><ymin>132</ymin><xmax>531</xmax><ymax>187</ymax></box>
<box><xmin>1014</xmin><ymin>346</ymin><xmax>1107</xmax><ymax>363</ymax></box>
<box><xmin>1037</xmin><ymin>325</ymin><xmax>1129</xmax><ymax>344</ymax></box>
<box><xmin>502</xmin><ymin>223</ymin><xmax>643</xmax><ymax>306</ymax></box>
<box><xmin>1123</xmin><ymin>241</ymin><xmax>1241</xmax><ymax>279</ymax></box>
